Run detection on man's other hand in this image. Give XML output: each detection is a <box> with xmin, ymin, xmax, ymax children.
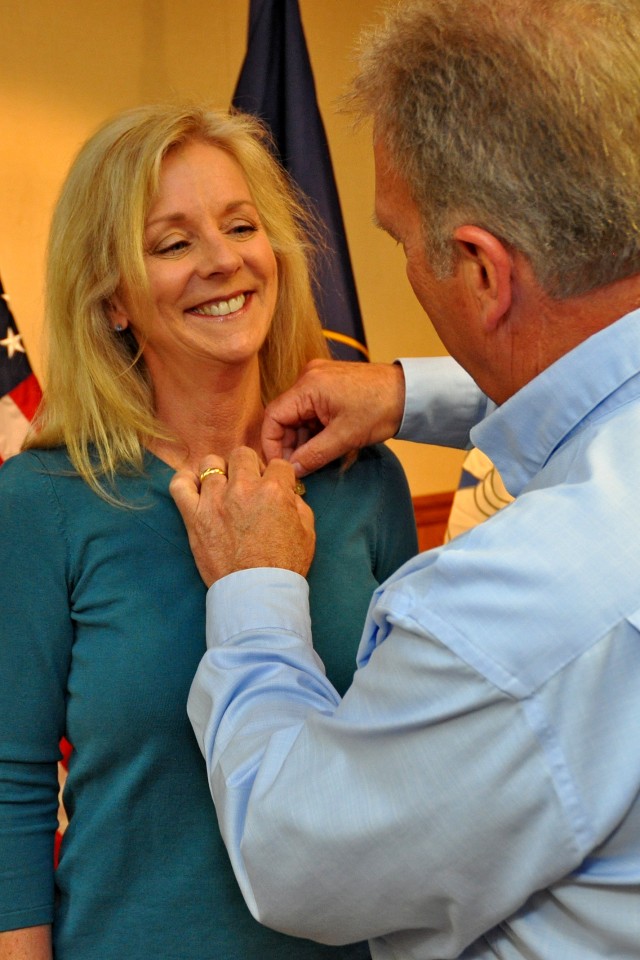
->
<box><xmin>170</xmin><ymin>447</ymin><xmax>316</xmax><ymax>588</ymax></box>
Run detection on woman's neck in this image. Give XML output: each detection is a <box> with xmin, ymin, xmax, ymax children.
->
<box><xmin>147</xmin><ymin>360</ymin><xmax>265</xmax><ymax>472</ymax></box>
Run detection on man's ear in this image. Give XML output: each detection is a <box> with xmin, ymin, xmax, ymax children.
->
<box><xmin>106</xmin><ymin>294</ymin><xmax>130</xmax><ymax>332</ymax></box>
<box><xmin>453</xmin><ymin>225</ymin><xmax>513</xmax><ymax>331</ymax></box>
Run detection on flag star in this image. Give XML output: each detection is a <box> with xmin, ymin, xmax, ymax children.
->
<box><xmin>0</xmin><ymin>326</ymin><xmax>26</xmax><ymax>358</ymax></box>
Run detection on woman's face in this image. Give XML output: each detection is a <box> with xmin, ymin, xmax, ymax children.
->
<box><xmin>118</xmin><ymin>139</ymin><xmax>278</xmax><ymax>377</ymax></box>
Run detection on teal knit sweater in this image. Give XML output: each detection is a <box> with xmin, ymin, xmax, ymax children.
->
<box><xmin>0</xmin><ymin>444</ymin><xmax>418</xmax><ymax>959</ymax></box>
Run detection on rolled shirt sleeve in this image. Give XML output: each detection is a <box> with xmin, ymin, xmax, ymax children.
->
<box><xmin>396</xmin><ymin>356</ymin><xmax>489</xmax><ymax>448</ymax></box>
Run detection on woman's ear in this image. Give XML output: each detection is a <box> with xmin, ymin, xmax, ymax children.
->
<box><xmin>106</xmin><ymin>295</ymin><xmax>130</xmax><ymax>332</ymax></box>
<box><xmin>453</xmin><ymin>225</ymin><xmax>513</xmax><ymax>331</ymax></box>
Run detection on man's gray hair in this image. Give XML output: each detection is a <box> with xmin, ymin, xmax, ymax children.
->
<box><xmin>347</xmin><ymin>0</ymin><xmax>640</xmax><ymax>298</ymax></box>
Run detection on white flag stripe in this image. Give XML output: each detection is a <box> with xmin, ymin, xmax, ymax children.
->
<box><xmin>0</xmin><ymin>393</ymin><xmax>30</xmax><ymax>461</ymax></box>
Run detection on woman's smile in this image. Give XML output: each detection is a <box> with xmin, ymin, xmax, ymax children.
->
<box><xmin>188</xmin><ymin>292</ymin><xmax>248</xmax><ymax>318</ymax></box>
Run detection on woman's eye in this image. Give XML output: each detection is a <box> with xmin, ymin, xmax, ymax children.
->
<box><xmin>155</xmin><ymin>239</ymin><xmax>190</xmax><ymax>256</ymax></box>
<box><xmin>230</xmin><ymin>223</ymin><xmax>258</xmax><ymax>238</ymax></box>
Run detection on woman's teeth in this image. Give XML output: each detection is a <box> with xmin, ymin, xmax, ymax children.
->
<box><xmin>195</xmin><ymin>294</ymin><xmax>246</xmax><ymax>317</ymax></box>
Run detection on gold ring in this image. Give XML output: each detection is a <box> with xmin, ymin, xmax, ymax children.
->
<box><xmin>199</xmin><ymin>466</ymin><xmax>227</xmax><ymax>483</ymax></box>
<box><xmin>294</xmin><ymin>481</ymin><xmax>306</xmax><ymax>496</ymax></box>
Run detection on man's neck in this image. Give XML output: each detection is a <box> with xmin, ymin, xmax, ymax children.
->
<box><xmin>487</xmin><ymin>264</ymin><xmax>640</xmax><ymax>404</ymax></box>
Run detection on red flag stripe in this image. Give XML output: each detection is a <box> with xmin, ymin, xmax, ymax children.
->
<box><xmin>10</xmin><ymin>372</ymin><xmax>42</xmax><ymax>421</ymax></box>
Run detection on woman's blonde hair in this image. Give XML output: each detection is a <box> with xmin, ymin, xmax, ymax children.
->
<box><xmin>27</xmin><ymin>103</ymin><xmax>330</xmax><ymax>493</ymax></box>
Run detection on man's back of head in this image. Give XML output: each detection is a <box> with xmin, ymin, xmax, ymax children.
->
<box><xmin>348</xmin><ymin>0</ymin><xmax>640</xmax><ymax>300</ymax></box>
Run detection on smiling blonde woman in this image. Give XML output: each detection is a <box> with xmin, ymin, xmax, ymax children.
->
<box><xmin>0</xmin><ymin>103</ymin><xmax>418</xmax><ymax>960</ymax></box>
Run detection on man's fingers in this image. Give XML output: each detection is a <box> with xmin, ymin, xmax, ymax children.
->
<box><xmin>169</xmin><ymin>468</ymin><xmax>201</xmax><ymax>522</ymax></box>
<box><xmin>262</xmin><ymin>399</ymin><xmax>323</xmax><ymax>464</ymax></box>
<box><xmin>170</xmin><ymin>448</ymin><xmax>316</xmax><ymax>586</ymax></box>
<box><xmin>226</xmin><ymin>446</ymin><xmax>264</xmax><ymax>482</ymax></box>
<box><xmin>262</xmin><ymin>385</ymin><xmax>345</xmax><ymax>476</ymax></box>
<box><xmin>266</xmin><ymin>424</ymin><xmax>313</xmax><ymax>464</ymax></box>
<box><xmin>288</xmin><ymin>432</ymin><xmax>349</xmax><ymax>477</ymax></box>
<box><xmin>262</xmin><ymin>456</ymin><xmax>300</xmax><ymax>489</ymax></box>
<box><xmin>262</xmin><ymin>359</ymin><xmax>407</xmax><ymax>474</ymax></box>
<box><xmin>263</xmin><ymin>419</ymin><xmax>345</xmax><ymax>478</ymax></box>
<box><xmin>261</xmin><ymin>360</ymin><xmax>334</xmax><ymax>462</ymax></box>
<box><xmin>261</xmin><ymin>458</ymin><xmax>317</xmax><ymax>544</ymax></box>
<box><xmin>294</xmin><ymin>490</ymin><xmax>316</xmax><ymax>539</ymax></box>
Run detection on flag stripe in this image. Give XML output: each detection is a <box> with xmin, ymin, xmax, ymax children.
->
<box><xmin>0</xmin><ymin>393</ymin><xmax>31</xmax><ymax>464</ymax></box>
<box><xmin>323</xmin><ymin>329</ymin><xmax>370</xmax><ymax>359</ymax></box>
<box><xmin>9</xmin><ymin>370</ymin><xmax>42</xmax><ymax>421</ymax></box>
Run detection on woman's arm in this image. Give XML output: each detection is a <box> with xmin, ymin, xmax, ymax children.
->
<box><xmin>0</xmin><ymin>925</ymin><xmax>52</xmax><ymax>960</ymax></box>
<box><xmin>0</xmin><ymin>455</ymin><xmax>71</xmax><ymax>939</ymax></box>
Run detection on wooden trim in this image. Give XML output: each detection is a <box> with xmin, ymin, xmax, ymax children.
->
<box><xmin>412</xmin><ymin>491</ymin><xmax>455</xmax><ymax>551</ymax></box>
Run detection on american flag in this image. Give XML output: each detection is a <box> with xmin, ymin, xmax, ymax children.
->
<box><xmin>0</xmin><ymin>276</ymin><xmax>42</xmax><ymax>464</ymax></box>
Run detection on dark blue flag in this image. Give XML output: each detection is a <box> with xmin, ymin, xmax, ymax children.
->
<box><xmin>233</xmin><ymin>0</ymin><xmax>368</xmax><ymax>362</ymax></box>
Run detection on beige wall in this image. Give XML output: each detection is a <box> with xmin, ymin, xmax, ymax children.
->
<box><xmin>0</xmin><ymin>0</ymin><xmax>464</xmax><ymax>495</ymax></box>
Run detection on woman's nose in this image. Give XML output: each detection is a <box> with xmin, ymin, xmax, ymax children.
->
<box><xmin>196</xmin><ymin>232</ymin><xmax>243</xmax><ymax>278</ymax></box>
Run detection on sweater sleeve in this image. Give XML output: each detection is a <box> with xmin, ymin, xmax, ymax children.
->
<box><xmin>0</xmin><ymin>453</ymin><xmax>73</xmax><ymax>931</ymax></box>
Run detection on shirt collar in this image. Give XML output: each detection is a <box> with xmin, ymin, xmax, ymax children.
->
<box><xmin>471</xmin><ymin>307</ymin><xmax>640</xmax><ymax>496</ymax></box>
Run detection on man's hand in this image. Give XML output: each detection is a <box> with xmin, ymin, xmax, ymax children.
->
<box><xmin>261</xmin><ymin>359</ymin><xmax>406</xmax><ymax>476</ymax></box>
<box><xmin>170</xmin><ymin>447</ymin><xmax>316</xmax><ymax>588</ymax></box>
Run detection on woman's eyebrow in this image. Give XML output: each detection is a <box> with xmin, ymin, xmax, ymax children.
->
<box><xmin>145</xmin><ymin>200</ymin><xmax>258</xmax><ymax>230</ymax></box>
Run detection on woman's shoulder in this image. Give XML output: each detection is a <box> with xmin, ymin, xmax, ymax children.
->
<box><xmin>339</xmin><ymin>443</ymin><xmax>410</xmax><ymax>490</ymax></box>
<box><xmin>308</xmin><ymin>443</ymin><xmax>405</xmax><ymax>479</ymax></box>
<box><xmin>305</xmin><ymin>443</ymin><xmax>412</xmax><ymax>516</ymax></box>
<box><xmin>0</xmin><ymin>450</ymin><xmax>78</xmax><ymax>527</ymax></box>
<box><xmin>352</xmin><ymin>442</ymin><xmax>406</xmax><ymax>472</ymax></box>
<box><xmin>0</xmin><ymin>449</ymin><xmax>76</xmax><ymax>545</ymax></box>
<box><xmin>1</xmin><ymin>447</ymin><xmax>170</xmax><ymax>508</ymax></box>
<box><xmin>0</xmin><ymin>446</ymin><xmax>71</xmax><ymax>485</ymax></box>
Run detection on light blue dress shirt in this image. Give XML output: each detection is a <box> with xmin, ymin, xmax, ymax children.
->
<box><xmin>188</xmin><ymin>310</ymin><xmax>640</xmax><ymax>959</ymax></box>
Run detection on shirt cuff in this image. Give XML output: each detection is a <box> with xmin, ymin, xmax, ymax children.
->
<box><xmin>396</xmin><ymin>356</ymin><xmax>488</xmax><ymax>448</ymax></box>
<box><xmin>205</xmin><ymin>568</ymin><xmax>312</xmax><ymax>649</ymax></box>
